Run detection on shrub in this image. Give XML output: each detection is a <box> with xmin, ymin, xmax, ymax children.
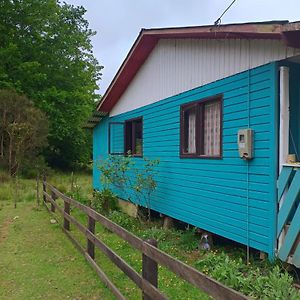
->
<box><xmin>66</xmin><ymin>182</ymin><xmax>90</xmax><ymax>206</ymax></box>
<box><xmin>97</xmin><ymin>155</ymin><xmax>159</xmax><ymax>221</ymax></box>
<box><xmin>177</xmin><ymin>228</ymin><xmax>199</xmax><ymax>251</ymax></box>
<box><xmin>247</xmin><ymin>265</ymin><xmax>299</xmax><ymax>300</ymax></box>
<box><xmin>92</xmin><ymin>189</ymin><xmax>119</xmax><ymax>214</ymax></box>
<box><xmin>19</xmin><ymin>156</ymin><xmax>50</xmax><ymax>179</ymax></box>
<box><xmin>108</xmin><ymin>211</ymin><xmax>140</xmax><ymax>232</ymax></box>
<box><xmin>140</xmin><ymin>227</ymin><xmax>175</xmax><ymax>242</ymax></box>
<box><xmin>195</xmin><ymin>252</ymin><xmax>300</xmax><ymax>299</ymax></box>
<box><xmin>56</xmin><ymin>184</ymin><xmax>67</xmax><ymax>195</ymax></box>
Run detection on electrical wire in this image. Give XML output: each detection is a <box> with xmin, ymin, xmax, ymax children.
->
<box><xmin>214</xmin><ymin>0</ymin><xmax>237</xmax><ymax>26</ymax></box>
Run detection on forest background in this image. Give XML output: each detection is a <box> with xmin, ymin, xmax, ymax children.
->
<box><xmin>0</xmin><ymin>0</ymin><xmax>102</xmax><ymax>175</ymax></box>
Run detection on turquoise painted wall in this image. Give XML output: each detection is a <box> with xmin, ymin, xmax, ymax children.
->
<box><xmin>93</xmin><ymin>63</ymin><xmax>278</xmax><ymax>257</ymax></box>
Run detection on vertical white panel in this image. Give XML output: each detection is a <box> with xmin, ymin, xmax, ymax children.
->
<box><xmin>278</xmin><ymin>66</ymin><xmax>290</xmax><ymax>249</ymax></box>
<box><xmin>279</xmin><ymin>66</ymin><xmax>290</xmax><ymax>170</ymax></box>
<box><xmin>110</xmin><ymin>38</ymin><xmax>299</xmax><ymax>117</ymax></box>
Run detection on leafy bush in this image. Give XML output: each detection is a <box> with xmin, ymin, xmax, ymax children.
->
<box><xmin>92</xmin><ymin>189</ymin><xmax>119</xmax><ymax>214</ymax></box>
<box><xmin>108</xmin><ymin>211</ymin><xmax>140</xmax><ymax>232</ymax></box>
<box><xmin>195</xmin><ymin>251</ymin><xmax>300</xmax><ymax>299</ymax></box>
<box><xmin>55</xmin><ymin>184</ymin><xmax>68</xmax><ymax>195</ymax></box>
<box><xmin>247</xmin><ymin>266</ymin><xmax>299</xmax><ymax>300</ymax></box>
<box><xmin>139</xmin><ymin>227</ymin><xmax>177</xmax><ymax>242</ymax></box>
<box><xmin>97</xmin><ymin>154</ymin><xmax>159</xmax><ymax>221</ymax></box>
<box><xmin>177</xmin><ymin>228</ymin><xmax>199</xmax><ymax>251</ymax></box>
<box><xmin>20</xmin><ymin>156</ymin><xmax>50</xmax><ymax>179</ymax></box>
<box><xmin>66</xmin><ymin>183</ymin><xmax>90</xmax><ymax>206</ymax></box>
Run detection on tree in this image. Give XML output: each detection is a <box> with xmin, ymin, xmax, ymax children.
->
<box><xmin>98</xmin><ymin>155</ymin><xmax>159</xmax><ymax>221</ymax></box>
<box><xmin>0</xmin><ymin>89</ymin><xmax>48</xmax><ymax>176</ymax></box>
<box><xmin>0</xmin><ymin>0</ymin><xmax>103</xmax><ymax>169</ymax></box>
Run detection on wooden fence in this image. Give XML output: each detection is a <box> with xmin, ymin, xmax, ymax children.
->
<box><xmin>42</xmin><ymin>177</ymin><xmax>248</xmax><ymax>300</ymax></box>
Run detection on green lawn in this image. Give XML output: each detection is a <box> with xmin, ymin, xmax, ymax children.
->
<box><xmin>0</xmin><ymin>172</ymin><xmax>210</xmax><ymax>300</ymax></box>
<box><xmin>0</xmin><ymin>199</ymin><xmax>114</xmax><ymax>300</ymax></box>
<box><xmin>0</xmin><ymin>171</ymin><xmax>299</xmax><ymax>300</ymax></box>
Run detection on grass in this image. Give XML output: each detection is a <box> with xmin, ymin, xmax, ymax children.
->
<box><xmin>0</xmin><ymin>170</ymin><xmax>114</xmax><ymax>300</ymax></box>
<box><xmin>1</xmin><ymin>169</ymin><xmax>300</xmax><ymax>300</ymax></box>
<box><xmin>52</xmin><ymin>201</ymin><xmax>210</xmax><ymax>299</ymax></box>
<box><xmin>0</xmin><ymin>202</ymin><xmax>114</xmax><ymax>299</ymax></box>
<box><xmin>0</xmin><ymin>170</ymin><xmax>210</xmax><ymax>299</ymax></box>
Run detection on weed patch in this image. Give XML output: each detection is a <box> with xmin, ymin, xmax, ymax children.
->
<box><xmin>195</xmin><ymin>251</ymin><xmax>299</xmax><ymax>299</ymax></box>
<box><xmin>109</xmin><ymin>210</ymin><xmax>140</xmax><ymax>232</ymax></box>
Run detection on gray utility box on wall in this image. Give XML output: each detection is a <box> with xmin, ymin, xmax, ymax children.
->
<box><xmin>238</xmin><ymin>129</ymin><xmax>254</xmax><ymax>160</ymax></box>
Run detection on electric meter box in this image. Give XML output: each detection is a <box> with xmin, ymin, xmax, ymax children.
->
<box><xmin>237</xmin><ymin>129</ymin><xmax>254</xmax><ymax>160</ymax></box>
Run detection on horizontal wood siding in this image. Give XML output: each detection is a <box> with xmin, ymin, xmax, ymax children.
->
<box><xmin>93</xmin><ymin>118</ymin><xmax>109</xmax><ymax>188</ymax></box>
<box><xmin>93</xmin><ymin>63</ymin><xmax>277</xmax><ymax>256</ymax></box>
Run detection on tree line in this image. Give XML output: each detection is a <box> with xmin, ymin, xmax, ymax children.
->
<box><xmin>0</xmin><ymin>0</ymin><xmax>102</xmax><ymax>175</ymax></box>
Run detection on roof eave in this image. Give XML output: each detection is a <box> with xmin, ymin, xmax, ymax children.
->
<box><xmin>97</xmin><ymin>21</ymin><xmax>300</xmax><ymax>114</ymax></box>
<box><xmin>97</xmin><ymin>31</ymin><xmax>159</xmax><ymax>112</ymax></box>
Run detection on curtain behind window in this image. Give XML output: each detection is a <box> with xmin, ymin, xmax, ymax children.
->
<box><xmin>188</xmin><ymin>108</ymin><xmax>196</xmax><ymax>153</ymax></box>
<box><xmin>204</xmin><ymin>101</ymin><xmax>220</xmax><ymax>156</ymax></box>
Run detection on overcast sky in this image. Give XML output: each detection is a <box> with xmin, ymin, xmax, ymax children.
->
<box><xmin>65</xmin><ymin>0</ymin><xmax>300</xmax><ymax>95</ymax></box>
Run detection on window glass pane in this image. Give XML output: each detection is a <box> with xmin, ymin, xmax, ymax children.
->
<box><xmin>125</xmin><ymin>118</ymin><xmax>143</xmax><ymax>156</ymax></box>
<box><xmin>134</xmin><ymin>120</ymin><xmax>143</xmax><ymax>155</ymax></box>
<box><xmin>203</xmin><ymin>101</ymin><xmax>220</xmax><ymax>156</ymax></box>
<box><xmin>183</xmin><ymin>106</ymin><xmax>196</xmax><ymax>154</ymax></box>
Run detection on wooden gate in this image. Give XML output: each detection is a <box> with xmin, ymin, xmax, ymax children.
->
<box><xmin>277</xmin><ymin>164</ymin><xmax>300</xmax><ymax>267</ymax></box>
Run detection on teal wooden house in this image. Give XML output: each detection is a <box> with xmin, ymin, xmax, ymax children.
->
<box><xmin>87</xmin><ymin>21</ymin><xmax>300</xmax><ymax>265</ymax></box>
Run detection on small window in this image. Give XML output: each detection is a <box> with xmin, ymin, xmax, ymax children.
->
<box><xmin>125</xmin><ymin>117</ymin><xmax>143</xmax><ymax>156</ymax></box>
<box><xmin>180</xmin><ymin>95</ymin><xmax>222</xmax><ymax>158</ymax></box>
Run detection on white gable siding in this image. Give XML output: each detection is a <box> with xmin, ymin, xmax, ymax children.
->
<box><xmin>110</xmin><ymin>38</ymin><xmax>300</xmax><ymax>116</ymax></box>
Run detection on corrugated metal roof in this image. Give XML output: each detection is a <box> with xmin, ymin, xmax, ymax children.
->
<box><xmin>83</xmin><ymin>111</ymin><xmax>107</xmax><ymax>129</ymax></box>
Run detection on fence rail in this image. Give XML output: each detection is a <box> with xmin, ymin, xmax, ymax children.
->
<box><xmin>42</xmin><ymin>177</ymin><xmax>248</xmax><ymax>300</ymax></box>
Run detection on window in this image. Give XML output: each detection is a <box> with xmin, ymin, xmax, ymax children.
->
<box><xmin>180</xmin><ymin>95</ymin><xmax>222</xmax><ymax>158</ymax></box>
<box><xmin>125</xmin><ymin>117</ymin><xmax>143</xmax><ymax>156</ymax></box>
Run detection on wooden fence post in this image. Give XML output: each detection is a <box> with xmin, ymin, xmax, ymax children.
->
<box><xmin>142</xmin><ymin>239</ymin><xmax>158</xmax><ymax>300</ymax></box>
<box><xmin>87</xmin><ymin>215</ymin><xmax>96</xmax><ymax>259</ymax></box>
<box><xmin>42</xmin><ymin>174</ymin><xmax>46</xmax><ymax>203</ymax></box>
<box><xmin>51</xmin><ymin>190</ymin><xmax>57</xmax><ymax>213</ymax></box>
<box><xmin>64</xmin><ymin>200</ymin><xmax>71</xmax><ymax>231</ymax></box>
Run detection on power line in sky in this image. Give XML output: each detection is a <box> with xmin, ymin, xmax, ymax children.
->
<box><xmin>214</xmin><ymin>0</ymin><xmax>237</xmax><ymax>26</ymax></box>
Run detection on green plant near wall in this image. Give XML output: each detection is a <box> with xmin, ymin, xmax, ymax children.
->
<box><xmin>92</xmin><ymin>189</ymin><xmax>119</xmax><ymax>215</ymax></box>
<box><xmin>133</xmin><ymin>157</ymin><xmax>159</xmax><ymax>221</ymax></box>
<box><xmin>98</xmin><ymin>154</ymin><xmax>134</xmax><ymax>201</ymax></box>
<box><xmin>195</xmin><ymin>252</ymin><xmax>299</xmax><ymax>299</ymax></box>
<box><xmin>97</xmin><ymin>154</ymin><xmax>159</xmax><ymax>220</ymax></box>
